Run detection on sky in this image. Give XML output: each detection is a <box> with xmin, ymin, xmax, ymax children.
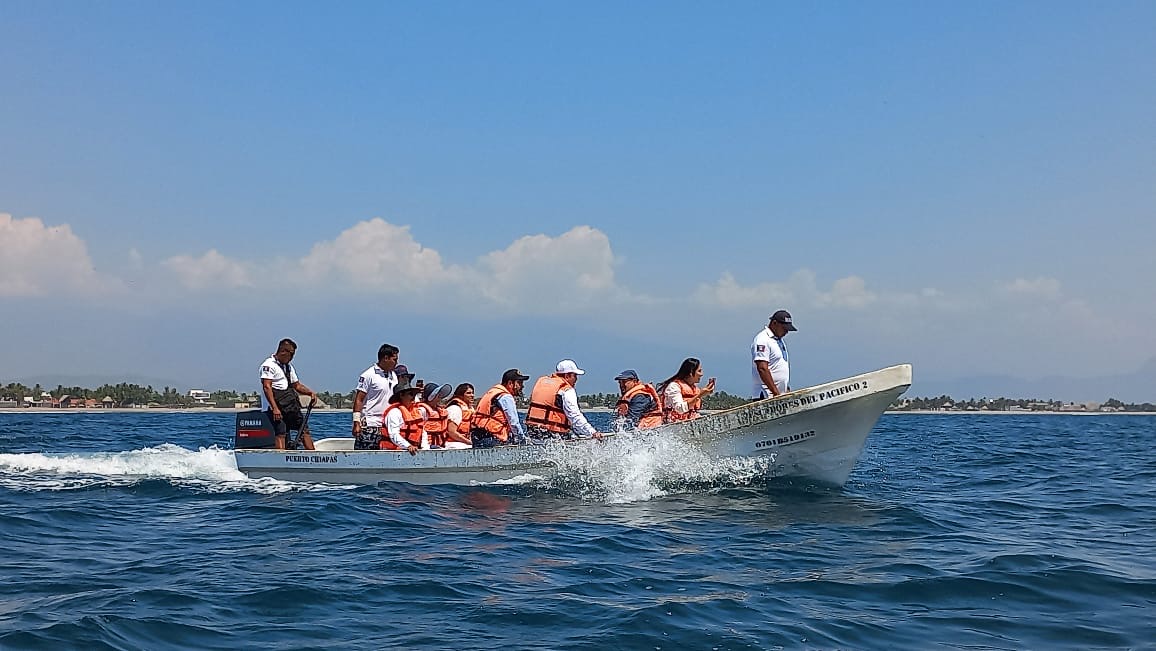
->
<box><xmin>2</xmin><ymin>1</ymin><xmax>1154</xmax><ymax>398</ymax></box>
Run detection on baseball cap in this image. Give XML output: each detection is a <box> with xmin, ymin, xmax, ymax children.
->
<box><xmin>556</xmin><ymin>359</ymin><xmax>586</xmax><ymax>375</ymax></box>
<box><xmin>770</xmin><ymin>310</ymin><xmax>798</xmax><ymax>331</ymax></box>
<box><xmin>395</xmin><ymin>364</ymin><xmax>415</xmax><ymax>379</ymax></box>
<box><xmin>502</xmin><ymin>369</ymin><xmax>530</xmax><ymax>383</ymax></box>
<box><xmin>614</xmin><ymin>369</ymin><xmax>639</xmax><ymax>381</ymax></box>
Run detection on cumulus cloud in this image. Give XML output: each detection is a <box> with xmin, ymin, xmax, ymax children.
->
<box><xmin>0</xmin><ymin>213</ymin><xmax>113</xmax><ymax>297</ymax></box>
<box><xmin>163</xmin><ymin>249</ymin><xmax>255</xmax><ymax>290</ymax></box>
<box><xmin>693</xmin><ymin>269</ymin><xmax>877</xmax><ymax>310</ymax></box>
<box><xmin>298</xmin><ymin>219</ymin><xmax>463</xmax><ymax>291</ymax></box>
<box><xmin>1002</xmin><ymin>276</ymin><xmax>1062</xmax><ymax>300</ymax></box>
<box><xmin>159</xmin><ymin>219</ymin><xmax>629</xmax><ymax>314</ymax></box>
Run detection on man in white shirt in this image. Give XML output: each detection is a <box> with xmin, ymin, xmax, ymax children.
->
<box><xmin>751</xmin><ymin>310</ymin><xmax>797</xmax><ymax>399</ymax></box>
<box><xmin>351</xmin><ymin>343</ymin><xmax>400</xmax><ymax>449</ymax></box>
<box><xmin>259</xmin><ymin>338</ymin><xmax>318</xmax><ymax>450</ymax></box>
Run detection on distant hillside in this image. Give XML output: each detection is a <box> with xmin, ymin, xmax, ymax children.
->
<box><xmin>912</xmin><ymin>358</ymin><xmax>1156</xmax><ymax>403</ymax></box>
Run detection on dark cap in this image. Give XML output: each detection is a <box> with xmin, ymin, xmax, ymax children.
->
<box><xmin>502</xmin><ymin>369</ymin><xmax>530</xmax><ymax>383</ymax></box>
<box><xmin>614</xmin><ymin>369</ymin><xmax>639</xmax><ymax>381</ymax></box>
<box><xmin>770</xmin><ymin>309</ymin><xmax>797</xmax><ymax>331</ymax></box>
<box><xmin>394</xmin><ymin>364</ymin><xmax>414</xmax><ymax>379</ymax></box>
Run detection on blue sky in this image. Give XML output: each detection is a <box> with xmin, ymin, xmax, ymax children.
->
<box><xmin>2</xmin><ymin>1</ymin><xmax>1154</xmax><ymax>397</ymax></box>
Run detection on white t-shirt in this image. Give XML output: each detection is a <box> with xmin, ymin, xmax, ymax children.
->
<box><xmin>446</xmin><ymin>404</ymin><xmax>464</xmax><ymax>428</ymax></box>
<box><xmin>663</xmin><ymin>381</ymin><xmax>691</xmax><ymax>414</ymax></box>
<box><xmin>356</xmin><ymin>365</ymin><xmax>397</xmax><ymax>427</ymax></box>
<box><xmin>751</xmin><ymin>327</ymin><xmax>790</xmax><ymax>398</ymax></box>
<box><xmin>259</xmin><ymin>356</ymin><xmax>298</xmax><ymax>411</ymax></box>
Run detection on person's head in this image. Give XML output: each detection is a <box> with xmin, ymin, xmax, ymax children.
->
<box><xmin>389</xmin><ymin>381</ymin><xmax>420</xmax><ymax>406</ymax></box>
<box><xmin>422</xmin><ymin>382</ymin><xmax>452</xmax><ymax>406</ymax></box>
<box><xmin>453</xmin><ymin>383</ymin><xmax>475</xmax><ymax>405</ymax></box>
<box><xmin>768</xmin><ymin>310</ymin><xmax>797</xmax><ymax>338</ymax></box>
<box><xmin>274</xmin><ymin>338</ymin><xmax>297</xmax><ymax>364</ymax></box>
<box><xmin>377</xmin><ymin>344</ymin><xmax>400</xmax><ymax>372</ymax></box>
<box><xmin>394</xmin><ymin>364</ymin><xmax>415</xmax><ymax>383</ymax></box>
<box><xmin>676</xmin><ymin>357</ymin><xmax>703</xmax><ymax>384</ymax></box>
<box><xmin>555</xmin><ymin>359</ymin><xmax>585</xmax><ymax>387</ymax></box>
<box><xmin>614</xmin><ymin>369</ymin><xmax>640</xmax><ymax>394</ymax></box>
<box><xmin>501</xmin><ymin>369</ymin><xmax>530</xmax><ymax>396</ymax></box>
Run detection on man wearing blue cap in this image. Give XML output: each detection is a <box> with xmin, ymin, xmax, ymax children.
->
<box><xmin>614</xmin><ymin>369</ymin><xmax>663</xmax><ymax>430</ymax></box>
<box><xmin>752</xmin><ymin>310</ymin><xmax>797</xmax><ymax>399</ymax></box>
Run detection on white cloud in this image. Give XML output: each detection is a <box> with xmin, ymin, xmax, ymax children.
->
<box><xmin>0</xmin><ymin>214</ymin><xmax>114</xmax><ymax>297</ymax></box>
<box><xmin>163</xmin><ymin>249</ymin><xmax>255</xmax><ymax>290</ymax></box>
<box><xmin>158</xmin><ymin>220</ymin><xmax>630</xmax><ymax>314</ymax></box>
<box><xmin>693</xmin><ymin>269</ymin><xmax>877</xmax><ymax>310</ymax></box>
<box><xmin>475</xmin><ymin>226</ymin><xmax>622</xmax><ymax>309</ymax></box>
<box><xmin>298</xmin><ymin>218</ymin><xmax>463</xmax><ymax>292</ymax></box>
<box><xmin>1002</xmin><ymin>276</ymin><xmax>1062</xmax><ymax>300</ymax></box>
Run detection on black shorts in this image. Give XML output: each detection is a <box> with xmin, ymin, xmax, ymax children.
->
<box><xmin>268</xmin><ymin>409</ymin><xmax>304</xmax><ymax>435</ymax></box>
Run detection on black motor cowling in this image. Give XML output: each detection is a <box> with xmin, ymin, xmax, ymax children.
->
<box><xmin>234</xmin><ymin>410</ymin><xmax>276</xmax><ymax>449</ymax></box>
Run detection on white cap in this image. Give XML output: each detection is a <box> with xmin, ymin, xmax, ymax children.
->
<box><xmin>555</xmin><ymin>359</ymin><xmax>586</xmax><ymax>375</ymax></box>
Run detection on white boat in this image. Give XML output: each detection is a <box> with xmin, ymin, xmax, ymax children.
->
<box><xmin>233</xmin><ymin>364</ymin><xmax>912</xmax><ymax>487</ymax></box>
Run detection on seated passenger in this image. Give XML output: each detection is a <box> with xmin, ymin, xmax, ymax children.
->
<box><xmin>526</xmin><ymin>359</ymin><xmax>601</xmax><ymax>440</ymax></box>
<box><xmin>471</xmin><ymin>369</ymin><xmax>530</xmax><ymax>448</ymax></box>
<box><xmin>613</xmin><ymin>369</ymin><xmax>663</xmax><ymax>430</ymax></box>
<box><xmin>657</xmin><ymin>357</ymin><xmax>716</xmax><ymax>424</ymax></box>
<box><xmin>419</xmin><ymin>382</ymin><xmax>453</xmax><ymax>448</ymax></box>
<box><xmin>380</xmin><ymin>380</ymin><xmax>426</xmax><ymax>455</ymax></box>
<box><xmin>444</xmin><ymin>383</ymin><xmax>475</xmax><ymax>449</ymax></box>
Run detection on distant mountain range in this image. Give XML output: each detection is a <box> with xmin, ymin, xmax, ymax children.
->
<box><xmin>911</xmin><ymin>358</ymin><xmax>1156</xmax><ymax>404</ymax></box>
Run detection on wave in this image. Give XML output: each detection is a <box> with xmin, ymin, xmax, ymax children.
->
<box><xmin>0</xmin><ymin>444</ymin><xmax>346</xmax><ymax>494</ymax></box>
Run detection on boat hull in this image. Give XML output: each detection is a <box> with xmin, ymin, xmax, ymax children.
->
<box><xmin>233</xmin><ymin>364</ymin><xmax>911</xmax><ymax>487</ymax></box>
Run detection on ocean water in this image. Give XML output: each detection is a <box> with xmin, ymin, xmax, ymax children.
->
<box><xmin>0</xmin><ymin>412</ymin><xmax>1153</xmax><ymax>651</ymax></box>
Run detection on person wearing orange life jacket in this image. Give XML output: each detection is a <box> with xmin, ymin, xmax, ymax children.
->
<box><xmin>443</xmin><ymin>383</ymin><xmax>475</xmax><ymax>449</ymax></box>
<box><xmin>380</xmin><ymin>380</ymin><xmax>426</xmax><ymax>455</ymax></box>
<box><xmin>526</xmin><ymin>359</ymin><xmax>601</xmax><ymax>440</ymax></box>
<box><xmin>418</xmin><ymin>382</ymin><xmax>453</xmax><ymax>448</ymax></box>
<box><xmin>471</xmin><ymin>369</ymin><xmax>530</xmax><ymax>448</ymax></box>
<box><xmin>613</xmin><ymin>369</ymin><xmax>663</xmax><ymax>430</ymax></box>
<box><xmin>657</xmin><ymin>357</ymin><xmax>716</xmax><ymax>423</ymax></box>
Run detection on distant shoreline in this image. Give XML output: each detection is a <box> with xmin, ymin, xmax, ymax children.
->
<box><xmin>885</xmin><ymin>409</ymin><xmax>1153</xmax><ymax>416</ymax></box>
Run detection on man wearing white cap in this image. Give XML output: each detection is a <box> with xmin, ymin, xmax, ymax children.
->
<box><xmin>526</xmin><ymin>359</ymin><xmax>600</xmax><ymax>440</ymax></box>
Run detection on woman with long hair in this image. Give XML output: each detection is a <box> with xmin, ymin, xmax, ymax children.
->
<box><xmin>657</xmin><ymin>357</ymin><xmax>716</xmax><ymax>423</ymax></box>
<box><xmin>444</xmin><ymin>383</ymin><xmax>475</xmax><ymax>449</ymax></box>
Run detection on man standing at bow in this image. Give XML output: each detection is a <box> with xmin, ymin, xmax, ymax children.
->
<box><xmin>751</xmin><ymin>310</ymin><xmax>797</xmax><ymax>399</ymax></box>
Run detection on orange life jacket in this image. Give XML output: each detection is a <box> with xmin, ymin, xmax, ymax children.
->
<box><xmin>380</xmin><ymin>402</ymin><xmax>425</xmax><ymax>450</ymax></box>
<box><xmin>471</xmin><ymin>385</ymin><xmax>513</xmax><ymax>442</ymax></box>
<box><xmin>420</xmin><ymin>402</ymin><xmax>448</xmax><ymax>447</ymax></box>
<box><xmin>663</xmin><ymin>380</ymin><xmax>701</xmax><ymax>423</ymax></box>
<box><xmin>617</xmin><ymin>383</ymin><xmax>664</xmax><ymax>429</ymax></box>
<box><xmin>448</xmin><ymin>397</ymin><xmax>474</xmax><ymax>435</ymax></box>
<box><xmin>526</xmin><ymin>375</ymin><xmax>570</xmax><ymax>434</ymax></box>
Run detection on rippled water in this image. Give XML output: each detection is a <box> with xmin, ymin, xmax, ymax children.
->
<box><xmin>1</xmin><ymin>412</ymin><xmax>1153</xmax><ymax>650</ymax></box>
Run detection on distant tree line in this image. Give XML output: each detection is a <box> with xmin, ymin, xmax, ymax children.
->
<box><xmin>893</xmin><ymin>395</ymin><xmax>1155</xmax><ymax>412</ymax></box>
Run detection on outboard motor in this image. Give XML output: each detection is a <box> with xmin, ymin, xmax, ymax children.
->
<box><xmin>234</xmin><ymin>410</ymin><xmax>276</xmax><ymax>449</ymax></box>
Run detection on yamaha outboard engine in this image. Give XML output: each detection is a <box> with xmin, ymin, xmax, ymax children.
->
<box><xmin>234</xmin><ymin>410</ymin><xmax>276</xmax><ymax>449</ymax></box>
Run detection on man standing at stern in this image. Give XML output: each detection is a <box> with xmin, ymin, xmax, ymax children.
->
<box><xmin>260</xmin><ymin>338</ymin><xmax>318</xmax><ymax>450</ymax></box>
<box><xmin>752</xmin><ymin>310</ymin><xmax>796</xmax><ymax>399</ymax></box>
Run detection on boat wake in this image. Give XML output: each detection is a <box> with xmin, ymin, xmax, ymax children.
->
<box><xmin>0</xmin><ymin>444</ymin><xmax>345</xmax><ymax>494</ymax></box>
<box><xmin>529</xmin><ymin>429</ymin><xmax>777</xmax><ymax>503</ymax></box>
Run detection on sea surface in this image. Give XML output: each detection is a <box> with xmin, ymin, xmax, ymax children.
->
<box><xmin>1</xmin><ymin>412</ymin><xmax>1153</xmax><ymax>650</ymax></box>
